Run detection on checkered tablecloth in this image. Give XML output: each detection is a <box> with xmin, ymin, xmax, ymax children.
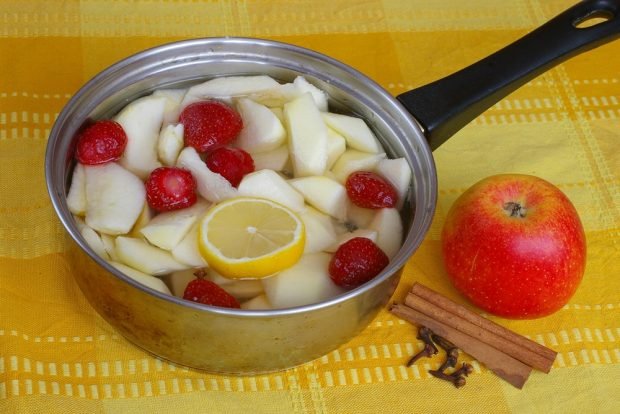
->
<box><xmin>1</xmin><ymin>1</ymin><xmax>618</xmax><ymax>412</ymax></box>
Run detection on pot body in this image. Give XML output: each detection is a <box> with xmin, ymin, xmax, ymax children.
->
<box><xmin>46</xmin><ymin>38</ymin><xmax>437</xmax><ymax>373</ymax></box>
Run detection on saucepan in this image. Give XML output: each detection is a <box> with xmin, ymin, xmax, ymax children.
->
<box><xmin>45</xmin><ymin>0</ymin><xmax>620</xmax><ymax>373</ymax></box>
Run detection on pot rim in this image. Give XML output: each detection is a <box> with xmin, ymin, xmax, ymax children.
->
<box><xmin>46</xmin><ymin>36</ymin><xmax>437</xmax><ymax>318</ymax></box>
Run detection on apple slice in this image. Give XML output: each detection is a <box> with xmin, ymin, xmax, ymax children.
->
<box><xmin>129</xmin><ymin>203</ymin><xmax>155</xmax><ymax>239</ymax></box>
<box><xmin>293</xmin><ymin>76</ymin><xmax>328</xmax><ymax>111</ymax></box>
<box><xmin>235</xmin><ymin>97</ymin><xmax>286</xmax><ymax>153</ymax></box>
<box><xmin>262</xmin><ymin>252</ymin><xmax>345</xmax><ymax>308</ymax></box>
<box><xmin>171</xmin><ymin>221</ymin><xmax>208</xmax><ymax>267</ymax></box>
<box><xmin>109</xmin><ymin>261</ymin><xmax>172</xmax><ymax>295</ymax></box>
<box><xmin>245</xmin><ymin>83</ymin><xmax>303</xmax><ymax>107</ymax></box>
<box><xmin>330</xmin><ymin>149</ymin><xmax>386</xmax><ymax>183</ymax></box>
<box><xmin>223</xmin><ymin>279</ymin><xmax>264</xmax><ymax>301</ymax></box>
<box><xmin>326</xmin><ymin>128</ymin><xmax>346</xmax><ymax>170</ymax></box>
<box><xmin>83</xmin><ymin>163</ymin><xmax>146</xmax><ymax>235</ymax></box>
<box><xmin>181</xmin><ymin>75</ymin><xmax>280</xmax><ymax>108</ymax></box>
<box><xmin>67</xmin><ymin>163</ymin><xmax>86</xmax><ymax>216</ymax></box>
<box><xmin>139</xmin><ymin>200</ymin><xmax>209</xmax><ymax>251</ymax></box>
<box><xmin>376</xmin><ymin>158</ymin><xmax>412</xmax><ymax>209</ymax></box>
<box><xmin>369</xmin><ymin>208</ymin><xmax>403</xmax><ymax>259</ymax></box>
<box><xmin>241</xmin><ymin>294</ymin><xmax>273</xmax><ymax>310</ymax></box>
<box><xmin>283</xmin><ymin>93</ymin><xmax>328</xmax><ymax>177</ymax></box>
<box><xmin>74</xmin><ymin>216</ymin><xmax>109</xmax><ymax>260</ymax></box>
<box><xmin>289</xmin><ymin>176</ymin><xmax>347</xmax><ymax>221</ymax></box>
<box><xmin>299</xmin><ymin>207</ymin><xmax>338</xmax><ymax>254</ymax></box>
<box><xmin>115</xmin><ymin>95</ymin><xmax>166</xmax><ymax>179</ymax></box>
<box><xmin>166</xmin><ymin>268</ymin><xmax>200</xmax><ymax>297</ymax></box>
<box><xmin>153</xmin><ymin>88</ymin><xmax>186</xmax><ymax>125</ymax></box>
<box><xmin>250</xmin><ymin>145</ymin><xmax>290</xmax><ymax>172</ymax></box>
<box><xmin>157</xmin><ymin>123</ymin><xmax>184</xmax><ymax>166</ymax></box>
<box><xmin>204</xmin><ymin>268</ymin><xmax>236</xmax><ymax>286</ymax></box>
<box><xmin>345</xmin><ymin>199</ymin><xmax>377</xmax><ymax>229</ymax></box>
<box><xmin>270</xmin><ymin>107</ymin><xmax>285</xmax><ymax>123</ymax></box>
<box><xmin>325</xmin><ymin>228</ymin><xmax>378</xmax><ymax>253</ymax></box>
<box><xmin>176</xmin><ymin>146</ymin><xmax>237</xmax><ymax>203</ymax></box>
<box><xmin>237</xmin><ymin>169</ymin><xmax>304</xmax><ymax>212</ymax></box>
<box><xmin>322</xmin><ymin>112</ymin><xmax>382</xmax><ymax>153</ymax></box>
<box><xmin>115</xmin><ymin>236</ymin><xmax>189</xmax><ymax>276</ymax></box>
<box><xmin>100</xmin><ymin>233</ymin><xmax>119</xmax><ymax>262</ymax></box>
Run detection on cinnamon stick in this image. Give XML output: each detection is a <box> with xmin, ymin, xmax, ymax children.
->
<box><xmin>391</xmin><ymin>303</ymin><xmax>532</xmax><ymax>389</ymax></box>
<box><xmin>406</xmin><ymin>290</ymin><xmax>555</xmax><ymax>373</ymax></box>
<box><xmin>410</xmin><ymin>283</ymin><xmax>557</xmax><ymax>366</ymax></box>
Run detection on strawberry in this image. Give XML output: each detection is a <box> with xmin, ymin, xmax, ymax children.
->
<box><xmin>145</xmin><ymin>167</ymin><xmax>197</xmax><ymax>212</ymax></box>
<box><xmin>328</xmin><ymin>237</ymin><xmax>389</xmax><ymax>288</ymax></box>
<box><xmin>75</xmin><ymin>120</ymin><xmax>127</xmax><ymax>165</ymax></box>
<box><xmin>205</xmin><ymin>147</ymin><xmax>255</xmax><ymax>187</ymax></box>
<box><xmin>345</xmin><ymin>171</ymin><xmax>398</xmax><ymax>209</ymax></box>
<box><xmin>183</xmin><ymin>278</ymin><xmax>240</xmax><ymax>308</ymax></box>
<box><xmin>179</xmin><ymin>100</ymin><xmax>243</xmax><ymax>153</ymax></box>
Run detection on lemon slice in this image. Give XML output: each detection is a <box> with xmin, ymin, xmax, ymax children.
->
<box><xmin>198</xmin><ymin>197</ymin><xmax>305</xmax><ymax>278</ymax></box>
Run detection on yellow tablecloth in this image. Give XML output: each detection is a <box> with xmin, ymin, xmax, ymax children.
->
<box><xmin>1</xmin><ymin>0</ymin><xmax>619</xmax><ymax>412</ymax></box>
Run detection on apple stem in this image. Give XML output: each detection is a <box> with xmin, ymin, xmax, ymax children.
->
<box><xmin>504</xmin><ymin>202</ymin><xmax>526</xmax><ymax>218</ymax></box>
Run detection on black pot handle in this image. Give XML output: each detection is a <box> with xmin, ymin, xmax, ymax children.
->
<box><xmin>397</xmin><ymin>0</ymin><xmax>620</xmax><ymax>151</ymax></box>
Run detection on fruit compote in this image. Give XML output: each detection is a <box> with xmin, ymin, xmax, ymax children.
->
<box><xmin>67</xmin><ymin>75</ymin><xmax>412</xmax><ymax>309</ymax></box>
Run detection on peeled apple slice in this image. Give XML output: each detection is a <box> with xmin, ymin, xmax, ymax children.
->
<box><xmin>176</xmin><ymin>147</ymin><xmax>237</xmax><ymax>203</ymax></box>
<box><xmin>322</xmin><ymin>112</ymin><xmax>382</xmax><ymax>153</ymax></box>
<box><xmin>293</xmin><ymin>76</ymin><xmax>328</xmax><ymax>111</ymax></box>
<box><xmin>241</xmin><ymin>294</ymin><xmax>272</xmax><ymax>310</ymax></box>
<box><xmin>67</xmin><ymin>163</ymin><xmax>86</xmax><ymax>216</ymax></box>
<box><xmin>171</xmin><ymin>221</ymin><xmax>208</xmax><ymax>267</ymax></box>
<box><xmin>129</xmin><ymin>203</ymin><xmax>155</xmax><ymax>239</ymax></box>
<box><xmin>369</xmin><ymin>208</ymin><xmax>403</xmax><ymax>259</ymax></box>
<box><xmin>157</xmin><ymin>124</ymin><xmax>184</xmax><ymax>166</ymax></box>
<box><xmin>74</xmin><ymin>216</ymin><xmax>109</xmax><ymax>260</ymax></box>
<box><xmin>236</xmin><ymin>97</ymin><xmax>286</xmax><ymax>153</ymax></box>
<box><xmin>326</xmin><ymin>228</ymin><xmax>378</xmax><ymax>253</ymax></box>
<box><xmin>261</xmin><ymin>252</ymin><xmax>345</xmax><ymax>308</ymax></box>
<box><xmin>237</xmin><ymin>169</ymin><xmax>304</xmax><ymax>212</ymax></box>
<box><xmin>289</xmin><ymin>176</ymin><xmax>347</xmax><ymax>221</ymax></box>
<box><xmin>83</xmin><ymin>163</ymin><xmax>146</xmax><ymax>235</ymax></box>
<box><xmin>284</xmin><ymin>93</ymin><xmax>328</xmax><ymax>177</ymax></box>
<box><xmin>109</xmin><ymin>261</ymin><xmax>172</xmax><ymax>295</ymax></box>
<box><xmin>116</xmin><ymin>95</ymin><xmax>166</xmax><ymax>179</ymax></box>
<box><xmin>251</xmin><ymin>145</ymin><xmax>290</xmax><ymax>172</ymax></box>
<box><xmin>115</xmin><ymin>236</ymin><xmax>189</xmax><ymax>276</ymax></box>
<box><xmin>167</xmin><ymin>268</ymin><xmax>200</xmax><ymax>297</ymax></box>
<box><xmin>330</xmin><ymin>150</ymin><xmax>386</xmax><ymax>183</ymax></box>
<box><xmin>376</xmin><ymin>158</ymin><xmax>412</xmax><ymax>209</ymax></box>
<box><xmin>152</xmin><ymin>88</ymin><xmax>186</xmax><ymax>125</ymax></box>
<box><xmin>299</xmin><ymin>207</ymin><xmax>338</xmax><ymax>254</ymax></box>
<box><xmin>181</xmin><ymin>75</ymin><xmax>280</xmax><ymax>108</ymax></box>
<box><xmin>326</xmin><ymin>128</ymin><xmax>346</xmax><ymax>170</ymax></box>
<box><xmin>139</xmin><ymin>200</ymin><xmax>209</xmax><ymax>251</ymax></box>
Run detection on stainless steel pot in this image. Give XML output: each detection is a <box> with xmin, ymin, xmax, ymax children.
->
<box><xmin>45</xmin><ymin>0</ymin><xmax>620</xmax><ymax>373</ymax></box>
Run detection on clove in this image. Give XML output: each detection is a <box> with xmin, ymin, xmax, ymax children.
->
<box><xmin>406</xmin><ymin>326</ymin><xmax>438</xmax><ymax>367</ymax></box>
<box><xmin>451</xmin><ymin>362</ymin><xmax>474</xmax><ymax>378</ymax></box>
<box><xmin>429</xmin><ymin>333</ymin><xmax>459</xmax><ymax>372</ymax></box>
<box><xmin>429</xmin><ymin>369</ymin><xmax>467</xmax><ymax>388</ymax></box>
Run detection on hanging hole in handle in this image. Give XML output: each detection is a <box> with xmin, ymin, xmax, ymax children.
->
<box><xmin>573</xmin><ymin>10</ymin><xmax>615</xmax><ymax>28</ymax></box>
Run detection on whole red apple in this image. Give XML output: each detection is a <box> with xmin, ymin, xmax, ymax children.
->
<box><xmin>441</xmin><ymin>174</ymin><xmax>586</xmax><ymax>319</ymax></box>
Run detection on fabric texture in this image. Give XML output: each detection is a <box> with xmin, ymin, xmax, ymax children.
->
<box><xmin>1</xmin><ymin>0</ymin><xmax>619</xmax><ymax>412</ymax></box>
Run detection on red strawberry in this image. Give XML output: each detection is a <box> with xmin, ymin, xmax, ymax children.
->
<box><xmin>145</xmin><ymin>167</ymin><xmax>197</xmax><ymax>212</ymax></box>
<box><xmin>328</xmin><ymin>237</ymin><xmax>389</xmax><ymax>288</ymax></box>
<box><xmin>179</xmin><ymin>101</ymin><xmax>243</xmax><ymax>153</ymax></box>
<box><xmin>345</xmin><ymin>171</ymin><xmax>398</xmax><ymax>209</ymax></box>
<box><xmin>75</xmin><ymin>120</ymin><xmax>127</xmax><ymax>165</ymax></box>
<box><xmin>205</xmin><ymin>147</ymin><xmax>255</xmax><ymax>187</ymax></box>
<box><xmin>183</xmin><ymin>279</ymin><xmax>240</xmax><ymax>308</ymax></box>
